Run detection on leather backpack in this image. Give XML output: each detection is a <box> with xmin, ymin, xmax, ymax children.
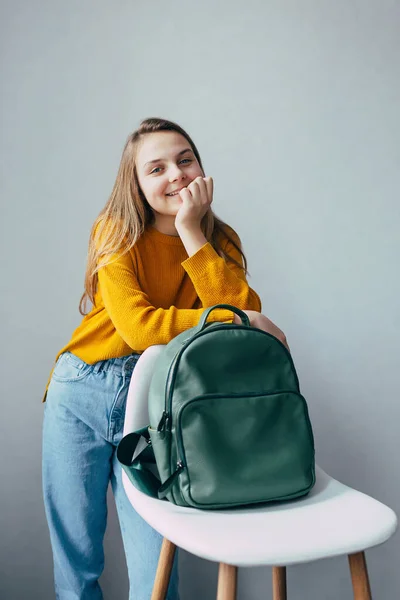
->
<box><xmin>117</xmin><ymin>304</ymin><xmax>316</xmax><ymax>510</ymax></box>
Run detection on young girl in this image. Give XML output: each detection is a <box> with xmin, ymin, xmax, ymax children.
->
<box><xmin>41</xmin><ymin>117</ymin><xmax>288</xmax><ymax>600</ymax></box>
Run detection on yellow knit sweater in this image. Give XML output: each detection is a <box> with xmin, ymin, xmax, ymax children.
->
<box><xmin>42</xmin><ymin>224</ymin><xmax>262</xmax><ymax>402</ymax></box>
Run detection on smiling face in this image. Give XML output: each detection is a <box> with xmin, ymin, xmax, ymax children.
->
<box><xmin>136</xmin><ymin>131</ymin><xmax>204</xmax><ymax>226</ymax></box>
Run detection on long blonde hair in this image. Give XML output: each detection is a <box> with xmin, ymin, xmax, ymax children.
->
<box><xmin>79</xmin><ymin>117</ymin><xmax>248</xmax><ymax>315</ymax></box>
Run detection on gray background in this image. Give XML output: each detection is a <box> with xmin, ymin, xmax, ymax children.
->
<box><xmin>1</xmin><ymin>0</ymin><xmax>399</xmax><ymax>598</ymax></box>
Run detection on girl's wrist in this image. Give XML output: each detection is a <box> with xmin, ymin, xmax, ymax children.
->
<box><xmin>175</xmin><ymin>221</ymin><xmax>203</xmax><ymax>235</ymax></box>
<box><xmin>176</xmin><ymin>224</ymin><xmax>207</xmax><ymax>257</ymax></box>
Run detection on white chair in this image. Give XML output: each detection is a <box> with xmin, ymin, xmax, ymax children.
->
<box><xmin>121</xmin><ymin>345</ymin><xmax>397</xmax><ymax>600</ymax></box>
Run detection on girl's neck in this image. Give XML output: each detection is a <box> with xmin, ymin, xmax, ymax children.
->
<box><xmin>151</xmin><ymin>215</ymin><xmax>180</xmax><ymax>237</ymax></box>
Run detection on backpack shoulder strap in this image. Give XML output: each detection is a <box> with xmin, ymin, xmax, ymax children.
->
<box><xmin>117</xmin><ymin>427</ymin><xmax>160</xmax><ymax>498</ymax></box>
<box><xmin>116</xmin><ymin>427</ymin><xmax>183</xmax><ymax>500</ymax></box>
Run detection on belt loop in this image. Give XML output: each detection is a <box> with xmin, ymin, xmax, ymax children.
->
<box><xmin>92</xmin><ymin>362</ymin><xmax>100</xmax><ymax>374</ymax></box>
<box><xmin>92</xmin><ymin>360</ymin><xmax>105</xmax><ymax>374</ymax></box>
<box><xmin>122</xmin><ymin>356</ymin><xmax>130</xmax><ymax>376</ymax></box>
<box><xmin>122</xmin><ymin>354</ymin><xmax>136</xmax><ymax>376</ymax></box>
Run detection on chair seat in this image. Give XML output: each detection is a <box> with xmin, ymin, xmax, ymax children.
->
<box><xmin>121</xmin><ymin>466</ymin><xmax>397</xmax><ymax>567</ymax></box>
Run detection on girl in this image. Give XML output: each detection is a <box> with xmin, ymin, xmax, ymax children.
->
<box><xmin>41</xmin><ymin>117</ymin><xmax>288</xmax><ymax>600</ymax></box>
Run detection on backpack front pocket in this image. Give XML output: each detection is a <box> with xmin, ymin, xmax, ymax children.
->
<box><xmin>176</xmin><ymin>391</ymin><xmax>315</xmax><ymax>509</ymax></box>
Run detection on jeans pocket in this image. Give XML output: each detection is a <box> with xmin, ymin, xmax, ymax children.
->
<box><xmin>52</xmin><ymin>352</ymin><xmax>94</xmax><ymax>383</ymax></box>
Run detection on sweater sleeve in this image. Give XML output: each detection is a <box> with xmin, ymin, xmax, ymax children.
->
<box><xmin>181</xmin><ymin>227</ymin><xmax>262</xmax><ymax>312</ymax></box>
<box><xmin>96</xmin><ymin>248</ymin><xmax>234</xmax><ymax>352</ymax></box>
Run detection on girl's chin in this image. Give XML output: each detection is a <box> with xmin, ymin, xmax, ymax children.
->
<box><xmin>166</xmin><ymin>197</ymin><xmax>182</xmax><ymax>208</ymax></box>
<box><xmin>154</xmin><ymin>207</ymin><xmax>180</xmax><ymax>218</ymax></box>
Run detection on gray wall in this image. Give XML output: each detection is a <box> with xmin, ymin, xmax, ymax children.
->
<box><xmin>1</xmin><ymin>1</ymin><xmax>399</xmax><ymax>598</ymax></box>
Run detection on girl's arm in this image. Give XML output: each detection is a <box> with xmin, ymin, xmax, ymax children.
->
<box><xmin>174</xmin><ymin>177</ymin><xmax>261</xmax><ymax>312</ymax></box>
<box><xmin>97</xmin><ymin>248</ymin><xmax>235</xmax><ymax>352</ymax></box>
<box><xmin>180</xmin><ymin>225</ymin><xmax>262</xmax><ymax>312</ymax></box>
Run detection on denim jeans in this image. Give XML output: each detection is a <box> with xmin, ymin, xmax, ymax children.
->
<box><xmin>42</xmin><ymin>351</ymin><xmax>180</xmax><ymax>600</ymax></box>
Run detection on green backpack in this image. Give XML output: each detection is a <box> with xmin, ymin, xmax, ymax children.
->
<box><xmin>117</xmin><ymin>304</ymin><xmax>316</xmax><ymax>510</ymax></box>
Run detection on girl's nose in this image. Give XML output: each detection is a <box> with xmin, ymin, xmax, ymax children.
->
<box><xmin>168</xmin><ymin>165</ymin><xmax>186</xmax><ymax>181</ymax></box>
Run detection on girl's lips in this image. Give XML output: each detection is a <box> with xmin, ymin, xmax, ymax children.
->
<box><xmin>166</xmin><ymin>187</ymin><xmax>186</xmax><ymax>196</ymax></box>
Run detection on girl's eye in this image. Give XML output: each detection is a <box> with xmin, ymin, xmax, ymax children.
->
<box><xmin>150</xmin><ymin>158</ymin><xmax>192</xmax><ymax>175</ymax></box>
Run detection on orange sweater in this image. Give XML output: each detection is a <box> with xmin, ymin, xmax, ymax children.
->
<box><xmin>42</xmin><ymin>224</ymin><xmax>262</xmax><ymax>402</ymax></box>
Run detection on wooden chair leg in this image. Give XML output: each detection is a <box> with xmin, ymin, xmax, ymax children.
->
<box><xmin>272</xmin><ymin>566</ymin><xmax>287</xmax><ymax>600</ymax></box>
<box><xmin>348</xmin><ymin>551</ymin><xmax>372</xmax><ymax>600</ymax></box>
<box><xmin>151</xmin><ymin>537</ymin><xmax>177</xmax><ymax>600</ymax></box>
<box><xmin>217</xmin><ymin>563</ymin><xmax>238</xmax><ymax>600</ymax></box>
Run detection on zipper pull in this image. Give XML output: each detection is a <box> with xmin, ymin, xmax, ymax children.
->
<box><xmin>158</xmin><ymin>460</ymin><xmax>185</xmax><ymax>499</ymax></box>
<box><xmin>157</xmin><ymin>411</ymin><xmax>170</xmax><ymax>432</ymax></box>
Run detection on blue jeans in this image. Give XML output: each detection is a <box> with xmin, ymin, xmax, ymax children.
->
<box><xmin>42</xmin><ymin>351</ymin><xmax>180</xmax><ymax>600</ymax></box>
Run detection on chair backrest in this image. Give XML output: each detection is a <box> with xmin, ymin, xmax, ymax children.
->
<box><xmin>123</xmin><ymin>345</ymin><xmax>165</xmax><ymax>436</ymax></box>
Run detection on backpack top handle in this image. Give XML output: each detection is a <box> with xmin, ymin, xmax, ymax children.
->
<box><xmin>198</xmin><ymin>305</ymin><xmax>251</xmax><ymax>331</ymax></box>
